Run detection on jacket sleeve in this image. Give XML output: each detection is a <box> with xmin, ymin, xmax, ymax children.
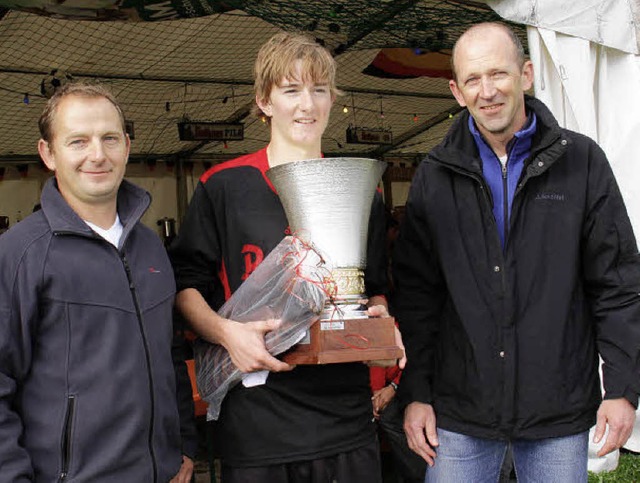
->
<box><xmin>392</xmin><ymin>162</ymin><xmax>447</xmax><ymax>406</ymax></box>
<box><xmin>0</xmin><ymin>242</ymin><xmax>38</xmax><ymax>482</ymax></box>
<box><xmin>169</xmin><ymin>181</ymin><xmax>223</xmax><ymax>306</ymax></box>
<box><xmin>364</xmin><ymin>191</ymin><xmax>389</xmax><ymax>299</ymax></box>
<box><xmin>581</xmin><ymin>138</ymin><xmax>640</xmax><ymax>407</ymax></box>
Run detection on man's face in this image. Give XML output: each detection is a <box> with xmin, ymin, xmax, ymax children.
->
<box><xmin>38</xmin><ymin>95</ymin><xmax>130</xmax><ymax>213</ymax></box>
<box><xmin>449</xmin><ymin>26</ymin><xmax>533</xmax><ymax>142</ymax></box>
<box><xmin>257</xmin><ymin>60</ymin><xmax>334</xmax><ymax>151</ymax></box>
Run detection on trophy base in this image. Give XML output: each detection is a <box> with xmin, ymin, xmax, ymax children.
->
<box><xmin>281</xmin><ymin>316</ymin><xmax>403</xmax><ymax>365</ymax></box>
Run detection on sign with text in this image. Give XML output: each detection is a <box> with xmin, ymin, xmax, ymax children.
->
<box><xmin>178</xmin><ymin>122</ymin><xmax>244</xmax><ymax>142</ymax></box>
<box><xmin>346</xmin><ymin>126</ymin><xmax>393</xmax><ymax>145</ymax></box>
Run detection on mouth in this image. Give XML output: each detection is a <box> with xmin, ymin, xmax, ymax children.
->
<box><xmin>480</xmin><ymin>103</ymin><xmax>504</xmax><ymax>112</ymax></box>
<box><xmin>295</xmin><ymin>119</ymin><xmax>315</xmax><ymax>124</ymax></box>
<box><xmin>82</xmin><ymin>170</ymin><xmax>112</xmax><ymax>176</ymax></box>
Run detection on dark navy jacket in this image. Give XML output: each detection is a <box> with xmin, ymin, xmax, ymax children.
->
<box><xmin>0</xmin><ymin>178</ymin><xmax>196</xmax><ymax>482</ymax></box>
<box><xmin>394</xmin><ymin>96</ymin><xmax>640</xmax><ymax>440</ymax></box>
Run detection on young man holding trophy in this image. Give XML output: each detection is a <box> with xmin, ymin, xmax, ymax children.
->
<box><xmin>170</xmin><ymin>32</ymin><xmax>399</xmax><ymax>482</ymax></box>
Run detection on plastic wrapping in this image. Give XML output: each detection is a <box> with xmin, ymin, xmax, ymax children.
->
<box><xmin>194</xmin><ymin>236</ymin><xmax>330</xmax><ymax>420</ymax></box>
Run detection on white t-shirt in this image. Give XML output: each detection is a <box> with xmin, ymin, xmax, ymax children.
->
<box><xmin>85</xmin><ymin>214</ymin><xmax>123</xmax><ymax>248</ymax></box>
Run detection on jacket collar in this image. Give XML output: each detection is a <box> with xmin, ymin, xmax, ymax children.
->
<box><xmin>429</xmin><ymin>95</ymin><xmax>564</xmax><ymax>174</ymax></box>
<box><xmin>41</xmin><ymin>177</ymin><xmax>150</xmax><ymax>244</ymax></box>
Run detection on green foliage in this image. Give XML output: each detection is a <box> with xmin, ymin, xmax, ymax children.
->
<box><xmin>588</xmin><ymin>453</ymin><xmax>640</xmax><ymax>483</ymax></box>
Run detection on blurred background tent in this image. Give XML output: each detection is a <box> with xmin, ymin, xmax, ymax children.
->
<box><xmin>0</xmin><ymin>0</ymin><xmax>523</xmax><ymax>227</ymax></box>
<box><xmin>0</xmin><ymin>0</ymin><xmax>636</xmax><ymax>236</ymax></box>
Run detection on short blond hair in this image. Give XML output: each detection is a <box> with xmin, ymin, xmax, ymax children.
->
<box><xmin>253</xmin><ymin>32</ymin><xmax>339</xmax><ymax>118</ymax></box>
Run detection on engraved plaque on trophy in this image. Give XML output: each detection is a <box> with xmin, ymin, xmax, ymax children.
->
<box><xmin>266</xmin><ymin>157</ymin><xmax>403</xmax><ymax>365</ymax></box>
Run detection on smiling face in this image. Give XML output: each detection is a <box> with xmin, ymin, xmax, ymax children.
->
<box><xmin>38</xmin><ymin>94</ymin><xmax>130</xmax><ymax>217</ymax></box>
<box><xmin>449</xmin><ymin>24</ymin><xmax>533</xmax><ymax>149</ymax></box>
<box><xmin>257</xmin><ymin>60</ymin><xmax>334</xmax><ymax>158</ymax></box>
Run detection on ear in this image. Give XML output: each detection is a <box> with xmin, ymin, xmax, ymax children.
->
<box><xmin>124</xmin><ymin>133</ymin><xmax>131</xmax><ymax>164</ymax></box>
<box><xmin>449</xmin><ymin>79</ymin><xmax>467</xmax><ymax>107</ymax></box>
<box><xmin>38</xmin><ymin>139</ymin><xmax>56</xmax><ymax>171</ymax></box>
<box><xmin>521</xmin><ymin>60</ymin><xmax>534</xmax><ymax>91</ymax></box>
<box><xmin>256</xmin><ymin>95</ymin><xmax>272</xmax><ymax>117</ymax></box>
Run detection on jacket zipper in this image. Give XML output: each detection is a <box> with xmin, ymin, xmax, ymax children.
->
<box><xmin>501</xmin><ymin>163</ymin><xmax>509</xmax><ymax>247</ymax></box>
<box><xmin>121</xmin><ymin>253</ymin><xmax>158</xmax><ymax>482</ymax></box>
<box><xmin>52</xmin><ymin>233</ymin><xmax>159</xmax><ymax>480</ymax></box>
<box><xmin>59</xmin><ymin>395</ymin><xmax>76</xmax><ymax>482</ymax></box>
<box><xmin>433</xmin><ymin>156</ymin><xmax>511</xmax><ymax>427</ymax></box>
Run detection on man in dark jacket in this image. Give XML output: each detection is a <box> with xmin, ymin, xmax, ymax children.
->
<box><xmin>394</xmin><ymin>22</ymin><xmax>640</xmax><ymax>481</ymax></box>
<box><xmin>0</xmin><ymin>82</ymin><xmax>197</xmax><ymax>482</ymax></box>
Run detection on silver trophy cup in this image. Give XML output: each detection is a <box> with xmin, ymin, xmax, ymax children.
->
<box><xmin>266</xmin><ymin>157</ymin><xmax>387</xmax><ymax>303</ymax></box>
<box><xmin>266</xmin><ymin>157</ymin><xmax>401</xmax><ymax>364</ymax></box>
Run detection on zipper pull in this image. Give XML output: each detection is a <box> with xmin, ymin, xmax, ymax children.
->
<box><xmin>501</xmin><ymin>163</ymin><xmax>507</xmax><ymax>179</ymax></box>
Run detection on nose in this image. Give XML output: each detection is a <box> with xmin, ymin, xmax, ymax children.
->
<box><xmin>479</xmin><ymin>76</ymin><xmax>496</xmax><ymax>98</ymax></box>
<box><xmin>299</xmin><ymin>88</ymin><xmax>314</xmax><ymax>111</ymax></box>
<box><xmin>89</xmin><ymin>139</ymin><xmax>107</xmax><ymax>162</ymax></box>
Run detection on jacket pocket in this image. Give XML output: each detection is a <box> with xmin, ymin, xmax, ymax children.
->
<box><xmin>59</xmin><ymin>395</ymin><xmax>76</xmax><ymax>482</ymax></box>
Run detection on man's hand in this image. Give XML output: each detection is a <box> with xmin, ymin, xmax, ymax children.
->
<box><xmin>594</xmin><ymin>398</ymin><xmax>636</xmax><ymax>457</ymax></box>
<box><xmin>372</xmin><ymin>385</ymin><xmax>396</xmax><ymax>418</ymax></box>
<box><xmin>404</xmin><ymin>402</ymin><xmax>438</xmax><ymax>466</ymax></box>
<box><xmin>220</xmin><ymin>318</ymin><xmax>293</xmax><ymax>373</ymax></box>
<box><xmin>169</xmin><ymin>455</ymin><xmax>194</xmax><ymax>483</ymax></box>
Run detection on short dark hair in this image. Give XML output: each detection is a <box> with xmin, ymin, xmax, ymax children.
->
<box><xmin>451</xmin><ymin>22</ymin><xmax>525</xmax><ymax>81</ymax></box>
<box><xmin>39</xmin><ymin>81</ymin><xmax>126</xmax><ymax>143</ymax></box>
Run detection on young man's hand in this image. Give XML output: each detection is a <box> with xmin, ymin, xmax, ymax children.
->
<box><xmin>220</xmin><ymin>318</ymin><xmax>293</xmax><ymax>373</ymax></box>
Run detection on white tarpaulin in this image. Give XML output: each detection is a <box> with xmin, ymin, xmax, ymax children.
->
<box><xmin>489</xmin><ymin>0</ymin><xmax>640</xmax><ymax>473</ymax></box>
<box><xmin>488</xmin><ymin>0</ymin><xmax>639</xmax><ymax>54</ymax></box>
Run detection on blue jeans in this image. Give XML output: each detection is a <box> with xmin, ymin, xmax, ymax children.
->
<box><xmin>425</xmin><ymin>428</ymin><xmax>588</xmax><ymax>483</ymax></box>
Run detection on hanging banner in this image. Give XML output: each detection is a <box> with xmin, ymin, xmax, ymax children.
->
<box><xmin>178</xmin><ymin>122</ymin><xmax>244</xmax><ymax>141</ymax></box>
<box><xmin>363</xmin><ymin>48</ymin><xmax>452</xmax><ymax>80</ymax></box>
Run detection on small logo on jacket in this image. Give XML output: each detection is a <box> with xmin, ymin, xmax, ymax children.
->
<box><xmin>535</xmin><ymin>192</ymin><xmax>565</xmax><ymax>202</ymax></box>
<box><xmin>148</xmin><ymin>267</ymin><xmax>161</xmax><ymax>273</ymax></box>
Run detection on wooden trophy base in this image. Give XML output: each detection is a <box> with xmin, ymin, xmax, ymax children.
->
<box><xmin>281</xmin><ymin>316</ymin><xmax>403</xmax><ymax>365</ymax></box>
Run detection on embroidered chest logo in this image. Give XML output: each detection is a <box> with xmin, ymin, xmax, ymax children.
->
<box><xmin>535</xmin><ymin>192</ymin><xmax>565</xmax><ymax>202</ymax></box>
<box><xmin>241</xmin><ymin>244</ymin><xmax>264</xmax><ymax>280</ymax></box>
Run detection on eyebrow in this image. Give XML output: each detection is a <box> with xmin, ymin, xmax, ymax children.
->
<box><xmin>63</xmin><ymin>130</ymin><xmax>123</xmax><ymax>139</ymax></box>
<box><xmin>279</xmin><ymin>78</ymin><xmax>329</xmax><ymax>87</ymax></box>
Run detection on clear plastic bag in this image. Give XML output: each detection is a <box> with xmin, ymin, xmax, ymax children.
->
<box><xmin>194</xmin><ymin>236</ymin><xmax>330</xmax><ymax>420</ymax></box>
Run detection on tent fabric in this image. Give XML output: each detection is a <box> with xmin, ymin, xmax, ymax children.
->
<box><xmin>363</xmin><ymin>48</ymin><xmax>452</xmax><ymax>80</ymax></box>
<box><xmin>489</xmin><ymin>0</ymin><xmax>639</xmax><ymax>55</ymax></box>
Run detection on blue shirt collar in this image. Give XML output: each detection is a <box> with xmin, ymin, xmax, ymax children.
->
<box><xmin>468</xmin><ymin>110</ymin><xmax>537</xmax><ymax>152</ymax></box>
